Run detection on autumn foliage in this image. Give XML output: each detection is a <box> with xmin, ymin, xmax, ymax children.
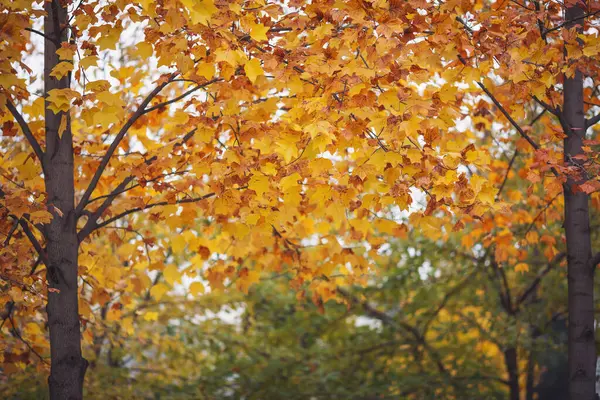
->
<box><xmin>2</xmin><ymin>0</ymin><xmax>600</xmax><ymax>399</ymax></box>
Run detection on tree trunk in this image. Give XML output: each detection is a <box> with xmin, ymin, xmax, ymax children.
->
<box><xmin>504</xmin><ymin>347</ymin><xmax>520</xmax><ymax>400</ymax></box>
<box><xmin>44</xmin><ymin>1</ymin><xmax>87</xmax><ymax>398</ymax></box>
<box><xmin>525</xmin><ymin>344</ymin><xmax>535</xmax><ymax>400</ymax></box>
<box><xmin>563</xmin><ymin>4</ymin><xmax>596</xmax><ymax>399</ymax></box>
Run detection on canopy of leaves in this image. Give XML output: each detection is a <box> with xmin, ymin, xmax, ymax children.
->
<box><xmin>2</xmin><ymin>0</ymin><xmax>600</xmax><ymax>398</ymax></box>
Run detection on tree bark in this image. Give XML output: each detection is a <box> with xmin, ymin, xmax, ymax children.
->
<box><xmin>563</xmin><ymin>3</ymin><xmax>596</xmax><ymax>399</ymax></box>
<box><xmin>44</xmin><ymin>1</ymin><xmax>87</xmax><ymax>398</ymax></box>
<box><xmin>504</xmin><ymin>347</ymin><xmax>520</xmax><ymax>400</ymax></box>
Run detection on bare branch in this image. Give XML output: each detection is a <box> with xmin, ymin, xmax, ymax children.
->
<box><xmin>457</xmin><ymin>56</ymin><xmax>541</xmax><ymax>151</ymax></box>
<box><xmin>29</xmin><ymin>256</ymin><xmax>43</xmax><ymax>276</ymax></box>
<box><xmin>85</xmin><ymin>171</ymin><xmax>178</xmax><ymax>207</ymax></box>
<box><xmin>422</xmin><ymin>269</ymin><xmax>479</xmax><ymax>333</ymax></box>
<box><xmin>6</xmin><ymin>100</ymin><xmax>45</xmax><ymax>165</ymax></box>
<box><xmin>529</xmin><ymin>109</ymin><xmax>547</xmax><ymax>126</ymax></box>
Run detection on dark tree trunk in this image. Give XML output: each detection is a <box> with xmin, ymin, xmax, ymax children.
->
<box><xmin>563</xmin><ymin>4</ymin><xmax>596</xmax><ymax>399</ymax></box>
<box><xmin>44</xmin><ymin>1</ymin><xmax>87</xmax><ymax>398</ymax></box>
<box><xmin>504</xmin><ymin>347</ymin><xmax>520</xmax><ymax>400</ymax></box>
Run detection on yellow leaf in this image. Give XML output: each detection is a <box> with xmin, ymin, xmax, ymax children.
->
<box><xmin>515</xmin><ymin>263</ymin><xmax>529</xmax><ymax>274</ymax></box>
<box><xmin>163</xmin><ymin>265</ymin><xmax>181</xmax><ymax>286</ymax></box>
<box><xmin>92</xmin><ymin>106</ymin><xmax>122</xmax><ymax>129</ymax></box>
<box><xmin>379</xmin><ymin>90</ymin><xmax>400</xmax><ymax>111</ymax></box>
<box><xmin>79</xmin><ymin>56</ymin><xmax>98</xmax><ymax>69</ymax></box>
<box><xmin>374</xmin><ymin>219</ymin><xmax>398</xmax><ymax>235</ymax></box>
<box><xmin>96</xmin><ymin>28</ymin><xmax>122</xmax><ymax>50</ymax></box>
<box><xmin>135</xmin><ymin>42</ymin><xmax>153</xmax><ymax>59</ymax></box>
<box><xmin>50</xmin><ymin>61</ymin><xmax>73</xmax><ymax>80</ymax></box>
<box><xmin>197</xmin><ymin>62</ymin><xmax>215</xmax><ymax>80</ymax></box>
<box><xmin>87</xmin><ymin>80</ymin><xmax>111</xmax><ymax>92</ymax></box>
<box><xmin>439</xmin><ymin>84</ymin><xmax>457</xmax><ymax>103</ymax></box>
<box><xmin>249</xmin><ymin>21</ymin><xmax>269</xmax><ymax>41</ymax></box>
<box><xmin>244</xmin><ymin>58</ymin><xmax>263</xmax><ymax>83</ymax></box>
<box><xmin>237</xmin><ymin>269</ymin><xmax>260</xmax><ymax>294</ymax></box>
<box><xmin>176</xmin><ymin>54</ymin><xmax>194</xmax><ymax>74</ymax></box>
<box><xmin>96</xmin><ymin>91</ymin><xmax>125</xmax><ymax>107</ymax></box>
<box><xmin>525</xmin><ymin>231</ymin><xmax>539</xmax><ymax>244</ymax></box>
<box><xmin>249</xmin><ymin>174</ymin><xmax>270</xmax><ymax>197</ymax></box>
<box><xmin>189</xmin><ymin>282</ymin><xmax>205</xmax><ymax>296</ymax></box>
<box><xmin>46</xmin><ymin>88</ymin><xmax>80</xmax><ymax>114</ymax></box>
<box><xmin>181</xmin><ymin>0</ymin><xmax>218</xmax><ymax>25</ymax></box>
<box><xmin>171</xmin><ymin>235</ymin><xmax>187</xmax><ymax>253</ymax></box>
<box><xmin>56</xmin><ymin>46</ymin><xmax>75</xmax><ymax>61</ymax></box>
<box><xmin>406</xmin><ymin>148</ymin><xmax>422</xmax><ymax>164</ymax></box>
<box><xmin>29</xmin><ymin>210</ymin><xmax>52</xmax><ymax>224</ymax></box>
<box><xmin>143</xmin><ymin>311</ymin><xmax>159</xmax><ymax>321</ymax></box>
<box><xmin>150</xmin><ymin>283</ymin><xmax>169</xmax><ymax>301</ymax></box>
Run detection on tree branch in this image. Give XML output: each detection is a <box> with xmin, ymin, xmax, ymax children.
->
<box><xmin>515</xmin><ymin>252</ymin><xmax>566</xmax><ymax>310</ymax></box>
<box><xmin>74</xmin><ymin>76</ymin><xmax>176</xmax><ymax>217</ymax></box>
<box><xmin>589</xmin><ymin>252</ymin><xmax>600</xmax><ymax>270</ymax></box>
<box><xmin>78</xmin><ymin>189</ymin><xmax>238</xmax><ymax>241</ymax></box>
<box><xmin>422</xmin><ymin>269</ymin><xmax>478</xmax><ymax>333</ymax></box>
<box><xmin>142</xmin><ymin>79</ymin><xmax>222</xmax><ymax>115</ymax></box>
<box><xmin>338</xmin><ymin>287</ymin><xmax>450</xmax><ymax>377</ymax></box>
<box><xmin>0</xmin><ymin>301</ymin><xmax>15</xmax><ymax>331</ymax></box>
<box><xmin>78</xmin><ymin>176</ymin><xmax>136</xmax><ymax>240</ymax></box>
<box><xmin>457</xmin><ymin>55</ymin><xmax>539</xmax><ymax>150</ymax></box>
<box><xmin>496</xmin><ymin>109</ymin><xmax>547</xmax><ymax>199</ymax></box>
<box><xmin>75</xmin><ymin>77</ymin><xmax>221</xmax><ymax>218</ymax></box>
<box><xmin>3</xmin><ymin>218</ymin><xmax>20</xmax><ymax>246</ymax></box>
<box><xmin>14</xmin><ymin>218</ymin><xmax>48</xmax><ymax>266</ymax></box>
<box><xmin>585</xmin><ymin>113</ymin><xmax>600</xmax><ymax>129</ymax></box>
<box><xmin>496</xmin><ymin>150</ymin><xmax>519</xmax><ymax>200</ymax></box>
<box><xmin>9</xmin><ymin>314</ymin><xmax>48</xmax><ymax>364</ymax></box>
<box><xmin>24</xmin><ymin>27</ymin><xmax>59</xmax><ymax>46</ymax></box>
<box><xmin>6</xmin><ymin>100</ymin><xmax>45</xmax><ymax>165</ymax></box>
<box><xmin>532</xmin><ymin>96</ymin><xmax>560</xmax><ymax>117</ymax></box>
<box><xmin>78</xmin><ymin>125</ymin><xmax>199</xmax><ymax>239</ymax></box>
<box><xmin>476</xmin><ymin>80</ymin><xmax>539</xmax><ymax>150</ymax></box>
<box><xmin>543</xmin><ymin>9</ymin><xmax>600</xmax><ymax>35</ymax></box>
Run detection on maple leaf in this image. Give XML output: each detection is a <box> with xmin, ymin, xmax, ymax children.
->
<box><xmin>244</xmin><ymin>59</ymin><xmax>264</xmax><ymax>83</ymax></box>
<box><xmin>249</xmin><ymin>21</ymin><xmax>269</xmax><ymax>41</ymax></box>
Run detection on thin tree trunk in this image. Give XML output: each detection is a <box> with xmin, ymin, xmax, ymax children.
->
<box><xmin>525</xmin><ymin>347</ymin><xmax>535</xmax><ymax>400</ymax></box>
<box><xmin>44</xmin><ymin>1</ymin><xmax>87</xmax><ymax>398</ymax></box>
<box><xmin>563</xmin><ymin>3</ymin><xmax>596</xmax><ymax>399</ymax></box>
<box><xmin>504</xmin><ymin>347</ymin><xmax>520</xmax><ymax>400</ymax></box>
